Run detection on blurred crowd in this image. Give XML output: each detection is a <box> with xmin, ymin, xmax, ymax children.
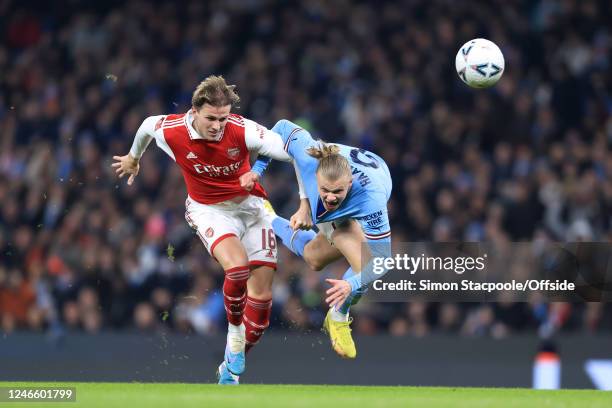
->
<box><xmin>1</xmin><ymin>0</ymin><xmax>611</xmax><ymax>338</ymax></box>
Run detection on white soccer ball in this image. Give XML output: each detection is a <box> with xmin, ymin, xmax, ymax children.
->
<box><xmin>455</xmin><ymin>38</ymin><xmax>505</xmax><ymax>88</ymax></box>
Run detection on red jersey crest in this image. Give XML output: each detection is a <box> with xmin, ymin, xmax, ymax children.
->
<box><xmin>227</xmin><ymin>147</ymin><xmax>241</xmax><ymax>159</ymax></box>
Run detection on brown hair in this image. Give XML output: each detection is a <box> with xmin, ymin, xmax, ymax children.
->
<box><xmin>192</xmin><ymin>75</ymin><xmax>240</xmax><ymax>109</ymax></box>
<box><xmin>307</xmin><ymin>142</ymin><xmax>352</xmax><ymax>181</ymax></box>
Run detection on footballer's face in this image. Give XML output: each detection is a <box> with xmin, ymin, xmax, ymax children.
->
<box><xmin>192</xmin><ymin>104</ymin><xmax>231</xmax><ymax>140</ymax></box>
<box><xmin>316</xmin><ymin>173</ymin><xmax>353</xmax><ymax>211</ymax></box>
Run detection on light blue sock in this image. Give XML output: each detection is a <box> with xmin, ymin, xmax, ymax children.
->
<box><xmin>338</xmin><ymin>267</ymin><xmax>367</xmax><ymax>314</ymax></box>
<box><xmin>272</xmin><ymin>217</ymin><xmax>315</xmax><ymax>257</ymax></box>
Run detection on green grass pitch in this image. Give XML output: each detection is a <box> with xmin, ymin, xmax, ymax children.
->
<box><xmin>0</xmin><ymin>382</ymin><xmax>610</xmax><ymax>407</ymax></box>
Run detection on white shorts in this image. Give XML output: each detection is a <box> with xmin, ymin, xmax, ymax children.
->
<box><xmin>317</xmin><ymin>219</ymin><xmax>350</xmax><ymax>244</ymax></box>
<box><xmin>317</xmin><ymin>222</ymin><xmax>336</xmax><ymax>243</ymax></box>
<box><xmin>184</xmin><ymin>195</ymin><xmax>277</xmax><ymax>269</ymax></box>
<box><xmin>317</xmin><ymin>218</ymin><xmax>356</xmax><ymax>245</ymax></box>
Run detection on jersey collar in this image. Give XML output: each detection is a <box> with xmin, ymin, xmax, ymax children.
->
<box><xmin>315</xmin><ymin>198</ymin><xmax>329</xmax><ymax>220</ymax></box>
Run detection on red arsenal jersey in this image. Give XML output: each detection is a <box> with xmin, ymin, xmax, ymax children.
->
<box><xmin>158</xmin><ymin>112</ymin><xmax>267</xmax><ymax>204</ymax></box>
<box><xmin>129</xmin><ymin>110</ymin><xmax>292</xmax><ymax>204</ymax></box>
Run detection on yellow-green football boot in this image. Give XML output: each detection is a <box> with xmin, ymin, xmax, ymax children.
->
<box><xmin>323</xmin><ymin>309</ymin><xmax>357</xmax><ymax>359</ymax></box>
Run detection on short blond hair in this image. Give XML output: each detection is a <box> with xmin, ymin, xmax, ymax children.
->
<box><xmin>192</xmin><ymin>75</ymin><xmax>240</xmax><ymax>109</ymax></box>
<box><xmin>307</xmin><ymin>142</ymin><xmax>351</xmax><ymax>181</ymax></box>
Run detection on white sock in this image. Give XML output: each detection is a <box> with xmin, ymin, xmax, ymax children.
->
<box><xmin>227</xmin><ymin>323</ymin><xmax>245</xmax><ymax>353</ymax></box>
<box><xmin>330</xmin><ymin>307</ymin><xmax>349</xmax><ymax>322</ymax></box>
<box><xmin>228</xmin><ymin>322</ymin><xmax>245</xmax><ymax>334</ymax></box>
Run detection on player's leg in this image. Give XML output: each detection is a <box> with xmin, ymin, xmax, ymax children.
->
<box><xmin>303</xmin><ymin>232</ymin><xmax>345</xmax><ymax>270</ymax></box>
<box><xmin>185</xmin><ymin>198</ymin><xmax>249</xmax><ymax>379</ymax></box>
<box><xmin>240</xmin><ymin>197</ymin><xmax>278</xmax><ymax>354</ymax></box>
<box><xmin>244</xmin><ymin>265</ymin><xmax>274</xmax><ymax>353</ymax></box>
<box><xmin>331</xmin><ymin>202</ymin><xmax>392</xmax><ymax>316</ymax></box>
<box><xmin>329</xmin><ymin>220</ymin><xmax>372</xmax><ymax>311</ymax></box>
<box><xmin>213</xmin><ymin>237</ymin><xmax>253</xmax><ymax>378</ymax></box>
<box><xmin>216</xmin><ymin>361</ymin><xmax>239</xmax><ymax>385</ymax></box>
<box><xmin>319</xmin><ymin>219</ymin><xmax>367</xmax><ymax>358</ymax></box>
<box><xmin>268</xmin><ymin>211</ymin><xmax>344</xmax><ymax>268</ymax></box>
<box><xmin>263</xmin><ymin>202</ymin><xmax>359</xmax><ymax>358</ymax></box>
<box><xmin>270</xmin><ymin>215</ymin><xmax>316</xmax><ymax>257</ymax></box>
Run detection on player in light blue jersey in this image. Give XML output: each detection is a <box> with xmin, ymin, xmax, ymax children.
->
<box><xmin>241</xmin><ymin>119</ymin><xmax>392</xmax><ymax>358</ymax></box>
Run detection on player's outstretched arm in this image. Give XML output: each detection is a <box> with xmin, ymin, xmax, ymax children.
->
<box><xmin>111</xmin><ymin>153</ymin><xmax>140</xmax><ymax>185</ymax></box>
<box><xmin>111</xmin><ymin>115</ymin><xmax>163</xmax><ymax>186</ymax></box>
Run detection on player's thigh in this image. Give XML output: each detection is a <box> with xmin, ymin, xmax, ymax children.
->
<box><xmin>240</xmin><ymin>198</ymin><xmax>278</xmax><ymax>269</ymax></box>
<box><xmin>247</xmin><ymin>265</ymin><xmax>274</xmax><ymax>299</ymax></box>
<box><xmin>212</xmin><ymin>236</ymin><xmax>250</xmax><ymax>270</ymax></box>
<box><xmin>329</xmin><ymin>219</ymin><xmax>370</xmax><ymax>272</ymax></box>
<box><xmin>303</xmin><ymin>232</ymin><xmax>344</xmax><ymax>271</ymax></box>
<box><xmin>184</xmin><ymin>197</ymin><xmax>248</xmax><ymax>269</ymax></box>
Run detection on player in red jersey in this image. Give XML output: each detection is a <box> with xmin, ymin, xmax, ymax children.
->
<box><xmin>112</xmin><ymin>76</ymin><xmax>292</xmax><ymax>384</ymax></box>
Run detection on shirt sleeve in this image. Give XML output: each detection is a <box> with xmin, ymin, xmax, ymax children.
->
<box><xmin>251</xmin><ymin>156</ymin><xmax>271</xmax><ymax>177</ymax></box>
<box><xmin>244</xmin><ymin>118</ymin><xmax>292</xmax><ymax>162</ymax></box>
<box><xmin>293</xmin><ymin>161</ymin><xmax>307</xmax><ymax>199</ymax></box>
<box><xmin>129</xmin><ymin>115</ymin><xmax>164</xmax><ymax>159</ymax></box>
<box><xmin>248</xmin><ymin>119</ymin><xmax>311</xmax><ymax>198</ymax></box>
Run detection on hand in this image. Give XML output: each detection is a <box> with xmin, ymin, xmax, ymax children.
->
<box><xmin>240</xmin><ymin>171</ymin><xmax>259</xmax><ymax>191</ymax></box>
<box><xmin>111</xmin><ymin>154</ymin><xmax>140</xmax><ymax>185</ymax></box>
<box><xmin>325</xmin><ymin>279</ymin><xmax>352</xmax><ymax>309</ymax></box>
<box><xmin>289</xmin><ymin>206</ymin><xmax>313</xmax><ymax>230</ymax></box>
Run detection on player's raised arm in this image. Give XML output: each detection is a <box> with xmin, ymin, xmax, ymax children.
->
<box><xmin>249</xmin><ymin>119</ymin><xmax>319</xmax><ymax>176</ymax></box>
<box><xmin>112</xmin><ymin>115</ymin><xmax>164</xmax><ymax>185</ymax></box>
<box><xmin>244</xmin><ymin>119</ymin><xmax>315</xmax><ymax>199</ymax></box>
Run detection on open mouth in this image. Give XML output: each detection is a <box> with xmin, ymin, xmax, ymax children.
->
<box><xmin>325</xmin><ymin>201</ymin><xmax>339</xmax><ymax>209</ymax></box>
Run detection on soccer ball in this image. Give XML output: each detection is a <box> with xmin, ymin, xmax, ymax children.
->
<box><xmin>455</xmin><ymin>38</ymin><xmax>505</xmax><ymax>88</ymax></box>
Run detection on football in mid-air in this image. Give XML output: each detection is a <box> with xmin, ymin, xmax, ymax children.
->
<box><xmin>455</xmin><ymin>38</ymin><xmax>505</xmax><ymax>88</ymax></box>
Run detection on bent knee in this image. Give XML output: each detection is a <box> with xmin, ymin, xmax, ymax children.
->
<box><xmin>249</xmin><ymin>289</ymin><xmax>273</xmax><ymax>300</ymax></box>
<box><xmin>248</xmin><ymin>271</ymin><xmax>273</xmax><ymax>299</ymax></box>
<box><xmin>247</xmin><ymin>281</ymin><xmax>273</xmax><ymax>300</ymax></box>
<box><xmin>304</xmin><ymin>253</ymin><xmax>325</xmax><ymax>271</ymax></box>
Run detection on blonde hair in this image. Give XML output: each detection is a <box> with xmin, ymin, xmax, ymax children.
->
<box><xmin>307</xmin><ymin>142</ymin><xmax>352</xmax><ymax>181</ymax></box>
<box><xmin>192</xmin><ymin>75</ymin><xmax>240</xmax><ymax>109</ymax></box>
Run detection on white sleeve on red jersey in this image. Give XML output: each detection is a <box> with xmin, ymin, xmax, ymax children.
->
<box><xmin>129</xmin><ymin>115</ymin><xmax>176</xmax><ymax>161</ymax></box>
<box><xmin>243</xmin><ymin>118</ymin><xmax>292</xmax><ymax>162</ymax></box>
